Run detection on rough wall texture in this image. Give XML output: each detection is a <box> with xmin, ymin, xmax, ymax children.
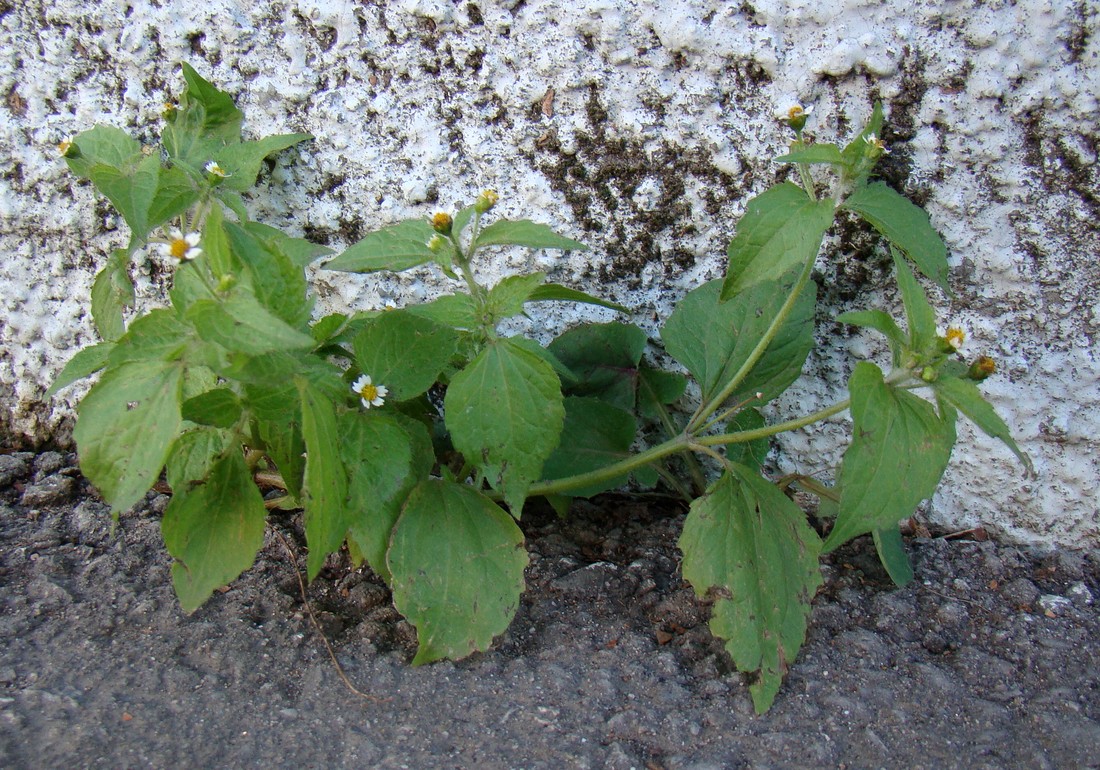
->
<box><xmin>1</xmin><ymin>0</ymin><xmax>1097</xmax><ymax>546</ymax></box>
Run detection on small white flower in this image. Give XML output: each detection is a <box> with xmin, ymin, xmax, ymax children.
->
<box><xmin>204</xmin><ymin>160</ymin><xmax>229</xmax><ymax>177</ymax></box>
<box><xmin>945</xmin><ymin>326</ymin><xmax>965</xmax><ymax>350</ymax></box>
<box><xmin>159</xmin><ymin>229</ymin><xmax>203</xmax><ymax>261</ymax></box>
<box><xmin>864</xmin><ymin>133</ymin><xmax>890</xmax><ymax>154</ymax></box>
<box><xmin>57</xmin><ymin>137</ymin><xmax>74</xmax><ymax>156</ymax></box>
<box><xmin>352</xmin><ymin>375</ymin><xmax>389</xmax><ymax>409</ymax></box>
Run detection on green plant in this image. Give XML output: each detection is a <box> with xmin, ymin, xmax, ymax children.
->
<box><xmin>50</xmin><ymin>70</ymin><xmax>1027</xmax><ymax>712</ymax></box>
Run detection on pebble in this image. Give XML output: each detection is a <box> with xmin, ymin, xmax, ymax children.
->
<box><xmin>0</xmin><ymin>454</ymin><xmax>32</xmax><ymax>487</ymax></box>
<box><xmin>33</xmin><ymin>451</ymin><xmax>67</xmax><ymax>478</ymax></box>
<box><xmin>1066</xmin><ymin>582</ymin><xmax>1094</xmax><ymax>606</ymax></box>
<box><xmin>1037</xmin><ymin>594</ymin><xmax>1074</xmax><ymax>617</ymax></box>
<box><xmin>1000</xmin><ymin>577</ymin><xmax>1040</xmax><ymax>608</ymax></box>
<box><xmin>21</xmin><ymin>474</ymin><xmax>75</xmax><ymax>507</ymax></box>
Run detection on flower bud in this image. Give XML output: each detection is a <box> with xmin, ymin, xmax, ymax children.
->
<box><xmin>204</xmin><ymin>161</ymin><xmax>229</xmax><ymax>184</ymax></box>
<box><xmin>163</xmin><ymin>102</ymin><xmax>179</xmax><ymax>121</ymax></box>
<box><xmin>967</xmin><ymin>356</ymin><xmax>996</xmax><ymax>381</ymax></box>
<box><xmin>431</xmin><ymin>212</ymin><xmax>453</xmax><ymax>235</ymax></box>
<box><xmin>57</xmin><ymin>137</ymin><xmax>79</xmax><ymax>158</ymax></box>
<box><xmin>427</xmin><ymin>234</ymin><xmax>447</xmax><ymax>253</ymax></box>
<box><xmin>474</xmin><ymin>189</ymin><xmax>499</xmax><ymax>213</ymax></box>
<box><xmin>863</xmin><ymin>133</ymin><xmax>890</xmax><ymax>159</ymax></box>
<box><xmin>920</xmin><ymin>366</ymin><xmax>938</xmax><ymax>383</ymax></box>
<box><xmin>782</xmin><ymin>105</ymin><xmax>812</xmax><ymax>133</ymax></box>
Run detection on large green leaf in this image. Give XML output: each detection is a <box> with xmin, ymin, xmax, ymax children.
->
<box><xmin>179</xmin><ymin>62</ymin><xmax>244</xmax><ymax>143</ymax></box>
<box><xmin>46</xmin><ymin>342</ymin><xmax>114</xmax><ymax>397</ymax></box>
<box><xmin>91</xmin><ymin>249</ymin><xmax>134</xmax><ymax>342</ymax></box>
<box><xmin>405</xmin><ymin>293</ymin><xmax>479</xmax><ymax>329</ymax></box>
<box><xmin>473</xmin><ymin>219</ymin><xmax>587</xmax><ymax>251</ymax></box>
<box><xmin>181</xmin><ymin>388</ymin><xmax>243</xmax><ymax>429</ymax></box>
<box><xmin>843</xmin><ymin>183</ymin><xmax>950</xmax><ymax>290</ymax></box>
<box><xmin>352</xmin><ymin>311</ymin><xmax>459</xmax><ymax>402</ymax></box>
<box><xmin>388</xmin><ymin>479</ymin><xmax>528</xmax><ymax>664</ymax></box>
<box><xmin>340</xmin><ymin>411</ymin><xmax>432</xmax><ymax>583</ymax></box>
<box><xmin>165</xmin><ymin>426</ymin><xmax>235</xmax><ymax>491</ymax></box>
<box><xmin>74</xmin><ymin>360</ymin><xmax>183</xmax><ymax>514</ymax></box>
<box><xmin>721</xmin><ymin>182</ymin><xmax>835</xmax><ymax>299</ymax></box>
<box><xmin>835</xmin><ymin>309</ymin><xmax>908</xmax><ymax>365</ymax></box>
<box><xmin>773</xmin><ymin>144</ymin><xmax>844</xmax><ymax>166</ymax></box>
<box><xmin>839</xmin><ymin>101</ymin><xmax>884</xmax><ymax>175</ymax></box>
<box><xmin>824</xmin><ymin>362</ymin><xmax>956</xmax><ymax>551</ymax></box>
<box><xmin>541</xmin><ymin>397</ymin><xmax>637</xmax><ymax>497</ymax></box>
<box><xmin>147</xmin><ymin>166</ymin><xmax>200</xmax><ymax>232</ymax></box>
<box><xmin>242</xmin><ymin>222</ymin><xmax>333</xmax><ymax>268</ymax></box>
<box><xmin>547</xmin><ymin>322</ymin><xmax>648</xmax><ymax>411</ymax></box>
<box><xmin>88</xmin><ymin>152</ymin><xmax>162</xmax><ymax>239</ymax></box>
<box><xmin>323</xmin><ymin>219</ymin><xmax>437</xmax><ymax>274</ymax></box>
<box><xmin>873</xmin><ymin>526</ymin><xmax>914</xmax><ymax>588</ymax></box>
<box><xmin>214</xmin><ymin>134</ymin><xmax>313</xmax><ymax>191</ymax></box>
<box><xmin>162</xmin><ymin>448</ymin><xmax>267</xmax><ymax>613</ymax></box>
<box><xmin>225</xmin><ymin>222</ymin><xmax>313</xmax><ymax>328</ymax></box>
<box><xmin>663</xmin><ymin>276</ymin><xmax>816</xmax><ymax>405</ymax></box>
<box><xmin>679</xmin><ymin>467</ymin><xmax>823</xmax><ymax>714</ymax></box>
<box><xmin>107</xmin><ymin>308</ymin><xmax>192</xmax><ymax>366</ymax></box>
<box><xmin>527</xmin><ymin>283</ymin><xmax>628</xmax><ymax>313</ymax></box>
<box><xmin>163</xmin><ymin>63</ymin><xmax>242</xmax><ymax>167</ymax></box>
<box><xmin>932</xmin><ymin>374</ymin><xmax>1031</xmax><ymax>470</ymax></box>
<box><xmin>444</xmin><ymin>338</ymin><xmax>564</xmax><ymax>514</ymax></box>
<box><xmin>299</xmin><ymin>380</ymin><xmax>352</xmax><ymax>580</ymax></box>
<box><xmin>636</xmin><ymin>365</ymin><xmax>687</xmax><ymax>420</ymax></box>
<box><xmin>187</xmin><ymin>291</ymin><xmax>314</xmax><ymax>355</ymax></box>
<box><xmin>890</xmin><ymin>247</ymin><xmax>938</xmax><ymax>354</ymax></box>
<box><xmin>64</xmin><ymin>125</ymin><xmax>142</xmax><ymax>178</ymax></box>
<box><xmin>485</xmin><ymin>273</ymin><xmax>546</xmax><ymax>322</ymax></box>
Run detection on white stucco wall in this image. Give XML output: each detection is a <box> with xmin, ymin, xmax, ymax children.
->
<box><xmin>1</xmin><ymin>0</ymin><xmax>1097</xmax><ymax>547</ymax></box>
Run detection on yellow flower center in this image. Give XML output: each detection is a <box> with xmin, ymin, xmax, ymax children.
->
<box><xmin>169</xmin><ymin>238</ymin><xmax>190</xmax><ymax>259</ymax></box>
<box><xmin>359</xmin><ymin>383</ymin><xmax>379</xmax><ymax>402</ymax></box>
<box><xmin>58</xmin><ymin>140</ymin><xmax>72</xmax><ymax>156</ymax></box>
<box><xmin>946</xmin><ymin>327</ymin><xmax>965</xmax><ymax>349</ymax></box>
<box><xmin>788</xmin><ymin>105</ymin><xmax>805</xmax><ymax>120</ymax></box>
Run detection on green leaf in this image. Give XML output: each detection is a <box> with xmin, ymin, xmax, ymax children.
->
<box><xmin>46</xmin><ymin>342</ymin><xmax>114</xmax><ymax>397</ymax></box>
<box><xmin>843</xmin><ymin>183</ymin><xmax>950</xmax><ymax>290</ymax></box>
<box><xmin>405</xmin><ymin>293</ymin><xmax>479</xmax><ymax>329</ymax></box>
<box><xmin>724</xmin><ymin>407</ymin><xmax>769</xmax><ymax>468</ymax></box>
<box><xmin>298</xmin><ymin>380</ymin><xmax>352</xmax><ymax>580</ymax></box>
<box><xmin>636</xmin><ymin>365</ymin><xmax>687</xmax><ymax>420</ymax></box>
<box><xmin>890</xmin><ymin>248</ymin><xmax>939</xmax><ymax>354</ymax></box>
<box><xmin>340</xmin><ymin>411</ymin><xmax>431</xmax><ymax>583</ymax></box>
<box><xmin>353</xmin><ymin>311</ymin><xmax>459</xmax><ymax>402</ymax></box>
<box><xmin>177</xmin><ymin>62</ymin><xmax>243</xmax><ymax>146</ymax></box>
<box><xmin>64</xmin><ymin>125</ymin><xmax>143</xmax><ymax>178</ymax></box>
<box><xmin>168</xmin><ymin>260</ymin><xmax>217</xmax><ymax>312</ymax></box>
<box><xmin>773</xmin><ymin>144</ymin><xmax>845</xmax><ymax>166</ymax></box>
<box><xmin>388</xmin><ymin>479</ymin><xmax>528</xmax><ymax>664</ymax></box>
<box><xmin>526</xmin><ymin>283</ymin><xmax>628</xmax><ymax>313</ymax></box>
<box><xmin>181</xmin><ymin>388</ymin><xmax>243</xmax><ymax>429</ymax></box>
<box><xmin>547</xmin><ymin>322</ymin><xmax>648</xmax><ymax>411</ymax></box>
<box><xmin>541</xmin><ymin>397</ymin><xmax>637</xmax><ymax>497</ymax></box>
<box><xmin>679</xmin><ymin>467</ymin><xmax>823</xmax><ymax>714</ymax></box>
<box><xmin>721</xmin><ymin>182</ymin><xmax>835</xmax><ymax>299</ymax></box>
<box><xmin>873</xmin><ymin>527</ymin><xmax>914</xmax><ymax>588</ymax></box>
<box><xmin>932</xmin><ymin>375</ymin><xmax>1031</xmax><ymax>471</ymax></box>
<box><xmin>835</xmin><ymin>309</ymin><xmax>909</xmax><ymax>361</ymax></box>
<box><xmin>107</xmin><ymin>308</ymin><xmax>192</xmax><ymax>366</ymax></box>
<box><xmin>162</xmin><ymin>448</ymin><xmax>266</xmax><ymax>613</ymax></box>
<box><xmin>187</xmin><ymin>291</ymin><xmax>314</xmax><ymax>355</ymax></box>
<box><xmin>663</xmin><ymin>276</ymin><xmax>816</xmax><ymax>405</ymax></box>
<box><xmin>323</xmin><ymin>219</ymin><xmax>437</xmax><ymax>274</ymax></box>
<box><xmin>444</xmin><ymin>338</ymin><xmax>565</xmax><ymax>515</ymax></box>
<box><xmin>506</xmin><ymin>337</ymin><xmax>579</xmax><ymax>386</ymax></box>
<box><xmin>216</xmin><ymin>188</ymin><xmax>249</xmax><ymax>221</ymax></box>
<box><xmin>256</xmin><ymin>416</ymin><xmax>305</xmax><ymax>501</ymax></box>
<box><xmin>485</xmin><ymin>273</ymin><xmax>546</xmax><ymax>322</ymax></box>
<box><xmin>452</xmin><ymin>205</ymin><xmax>477</xmax><ymax>240</ymax></box>
<box><xmin>225</xmin><ymin>222</ymin><xmax>313</xmax><ymax>328</ymax></box>
<box><xmin>165</xmin><ymin>426</ymin><xmax>235</xmax><ymax>491</ymax></box>
<box><xmin>214</xmin><ymin>133</ymin><xmax>312</xmax><ymax>191</ymax></box>
<box><xmin>91</xmin><ymin>249</ymin><xmax>135</xmax><ymax>342</ymax></box>
<box><xmin>201</xmin><ymin>205</ymin><xmax>236</xmax><ymax>278</ymax></box>
<box><xmin>147</xmin><ymin>166</ymin><xmax>200</xmax><ymax>231</ymax></box>
<box><xmin>242</xmin><ymin>222</ymin><xmax>333</xmax><ymax>268</ymax></box>
<box><xmin>824</xmin><ymin>362</ymin><xmax>956</xmax><ymax>551</ymax></box>
<box><xmin>74</xmin><ymin>360</ymin><xmax>183</xmax><ymax>514</ymax></box>
<box><xmin>88</xmin><ymin>152</ymin><xmax>162</xmax><ymax>239</ymax></box>
<box><xmin>473</xmin><ymin>219</ymin><xmax>588</xmax><ymax>251</ymax></box>
<box><xmin>840</xmin><ymin>101</ymin><xmax>884</xmax><ymax>174</ymax></box>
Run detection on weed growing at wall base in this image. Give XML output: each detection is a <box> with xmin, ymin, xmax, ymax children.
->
<box><xmin>49</xmin><ymin>66</ymin><xmax>1029</xmax><ymax>713</ymax></box>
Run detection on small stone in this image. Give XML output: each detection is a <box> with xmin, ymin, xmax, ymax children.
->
<box><xmin>922</xmin><ymin>631</ymin><xmax>949</xmax><ymax>654</ymax></box>
<box><xmin>1037</xmin><ymin>594</ymin><xmax>1073</xmax><ymax>617</ymax></box>
<box><xmin>33</xmin><ymin>451</ymin><xmax>66</xmax><ymax>478</ymax></box>
<box><xmin>1066</xmin><ymin>582</ymin><xmax>1094</xmax><ymax>606</ymax></box>
<box><xmin>1000</xmin><ymin>577</ymin><xmax>1040</xmax><ymax>608</ymax></box>
<box><xmin>0</xmin><ymin>454</ymin><xmax>31</xmax><ymax>488</ymax></box>
<box><xmin>20</xmin><ymin>475</ymin><xmax>75</xmax><ymax>507</ymax></box>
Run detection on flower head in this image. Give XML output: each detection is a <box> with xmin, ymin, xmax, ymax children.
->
<box><xmin>204</xmin><ymin>160</ymin><xmax>229</xmax><ymax>178</ymax></box>
<box><xmin>864</xmin><ymin>133</ymin><xmax>890</xmax><ymax>157</ymax></box>
<box><xmin>352</xmin><ymin>375</ymin><xmax>388</xmax><ymax>409</ymax></box>
<box><xmin>57</xmin><ymin>137</ymin><xmax>76</xmax><ymax>157</ymax></box>
<box><xmin>475</xmin><ymin>189</ymin><xmax>499</xmax><ymax>213</ymax></box>
<box><xmin>431</xmin><ymin>212</ymin><xmax>453</xmax><ymax>235</ymax></box>
<box><xmin>940</xmin><ymin>326</ymin><xmax>966</xmax><ymax>352</ymax></box>
<box><xmin>967</xmin><ymin>356</ymin><xmax>997</xmax><ymax>381</ymax></box>
<box><xmin>427</xmin><ymin>233</ymin><xmax>447</xmax><ymax>252</ymax></box>
<box><xmin>163</xmin><ymin>102</ymin><xmax>179</xmax><ymax>120</ymax></box>
<box><xmin>159</xmin><ymin>229</ymin><xmax>203</xmax><ymax>262</ymax></box>
<box><xmin>782</xmin><ymin>104</ymin><xmax>813</xmax><ymax>132</ymax></box>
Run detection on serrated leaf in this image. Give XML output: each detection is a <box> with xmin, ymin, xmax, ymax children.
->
<box><xmin>242</xmin><ymin>221</ymin><xmax>333</xmax><ymax>268</ymax></box>
<box><xmin>299</xmin><ymin>380</ymin><xmax>352</xmax><ymax>580</ymax></box>
<box><xmin>541</xmin><ymin>397</ymin><xmax>637</xmax><ymax>497</ymax></box>
<box><xmin>452</xmin><ymin>204</ymin><xmax>477</xmax><ymax>240</ymax></box>
<box><xmin>162</xmin><ymin>448</ymin><xmax>266</xmax><ymax>613</ymax></box>
<box><xmin>724</xmin><ymin>407</ymin><xmax>769</xmax><ymax>468</ymax></box>
<box><xmin>721</xmin><ymin>182</ymin><xmax>835</xmax><ymax>299</ymax></box>
<box><xmin>225</xmin><ymin>222</ymin><xmax>313</xmax><ymax>328</ymax></box>
<box><xmin>74</xmin><ymin>360</ymin><xmax>183</xmax><ymax>514</ymax></box>
<box><xmin>88</xmin><ymin>152</ymin><xmax>162</xmax><ymax>239</ymax></box>
<box><xmin>353</xmin><ymin>311</ymin><xmax>459</xmax><ymax>402</ymax></box>
<box><xmin>106</xmin><ymin>308</ymin><xmax>191</xmax><ymax>367</ymax></box>
<box><xmin>486</xmin><ymin>273</ymin><xmax>546</xmax><ymax>322</ymax></box>
<box><xmin>201</xmin><ymin>205</ymin><xmax>235</xmax><ymax>278</ymax></box>
<box><xmin>824</xmin><ymin>362</ymin><xmax>956</xmax><ymax>551</ymax></box>
<box><xmin>843</xmin><ymin>183</ymin><xmax>950</xmax><ymax>290</ymax></box>
<box><xmin>165</xmin><ymin>426</ymin><xmax>235</xmax><ymax>491</ymax></box>
<box><xmin>181</xmin><ymin>388</ymin><xmax>243</xmax><ymax>429</ymax></box>
<box><xmin>663</xmin><ymin>276</ymin><xmax>816</xmax><ymax>405</ymax></box>
<box><xmin>388</xmin><ymin>479</ymin><xmax>528</xmax><ymax>664</ymax></box>
<box><xmin>323</xmin><ymin>219</ymin><xmax>437</xmax><ymax>274</ymax></box>
<box><xmin>547</xmin><ymin>322</ymin><xmax>648</xmax><ymax>411</ymax></box>
<box><xmin>501</xmin><ymin>337</ymin><xmax>579</xmax><ymax>386</ymax></box>
<box><xmin>873</xmin><ymin>526</ymin><xmax>914</xmax><ymax>587</ymax></box>
<box><xmin>773</xmin><ymin>144</ymin><xmax>844</xmax><ymax>165</ymax></box>
<box><xmin>340</xmin><ymin>411</ymin><xmax>431</xmax><ymax>583</ymax></box>
<box><xmin>932</xmin><ymin>375</ymin><xmax>1031</xmax><ymax>471</ymax></box>
<box><xmin>214</xmin><ymin>133</ymin><xmax>312</xmax><ymax>191</ymax></box>
<box><xmin>187</xmin><ymin>291</ymin><xmax>314</xmax><ymax>355</ymax></box>
<box><xmin>526</xmin><ymin>283</ymin><xmax>628</xmax><ymax>313</ymax></box>
<box><xmin>890</xmin><ymin>248</ymin><xmax>939</xmax><ymax>355</ymax></box>
<box><xmin>444</xmin><ymin>338</ymin><xmax>564</xmax><ymax>515</ymax></box>
<box><xmin>46</xmin><ymin>342</ymin><xmax>114</xmax><ymax>397</ymax></box>
<box><xmin>679</xmin><ymin>467</ymin><xmax>823</xmax><ymax>714</ymax></box>
<box><xmin>91</xmin><ymin>249</ymin><xmax>134</xmax><ymax>342</ymax></box>
<box><xmin>405</xmin><ymin>293</ymin><xmax>479</xmax><ymax>329</ymax></box>
<box><xmin>147</xmin><ymin>166</ymin><xmax>200</xmax><ymax>231</ymax></box>
<box><xmin>64</xmin><ymin>125</ymin><xmax>143</xmax><ymax>178</ymax></box>
<box><xmin>178</xmin><ymin>62</ymin><xmax>243</xmax><ymax>145</ymax></box>
<box><xmin>473</xmin><ymin>219</ymin><xmax>588</xmax><ymax>251</ymax></box>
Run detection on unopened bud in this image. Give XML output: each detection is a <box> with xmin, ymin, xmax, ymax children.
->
<box><xmin>920</xmin><ymin>366</ymin><xmax>938</xmax><ymax>383</ymax></box>
<box><xmin>782</xmin><ymin>104</ymin><xmax>812</xmax><ymax>133</ymax></box>
<box><xmin>474</xmin><ymin>189</ymin><xmax>499</xmax><ymax>213</ymax></box>
<box><xmin>967</xmin><ymin>356</ymin><xmax>996</xmax><ymax>381</ymax></box>
<box><xmin>431</xmin><ymin>212</ymin><xmax>453</xmax><ymax>235</ymax></box>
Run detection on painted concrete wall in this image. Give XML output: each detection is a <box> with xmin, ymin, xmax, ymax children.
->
<box><xmin>1</xmin><ymin>0</ymin><xmax>1097</xmax><ymax>546</ymax></box>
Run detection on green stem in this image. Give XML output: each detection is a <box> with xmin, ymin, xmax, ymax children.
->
<box><xmin>697</xmin><ymin>397</ymin><xmax>850</xmax><ymax>448</ymax></box>
<box><xmin>686</xmin><ymin>253</ymin><xmax>817</xmax><ymax>434</ymax></box>
<box><xmin>528</xmin><ymin>433</ymin><xmax>693</xmax><ymax>498</ymax></box>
